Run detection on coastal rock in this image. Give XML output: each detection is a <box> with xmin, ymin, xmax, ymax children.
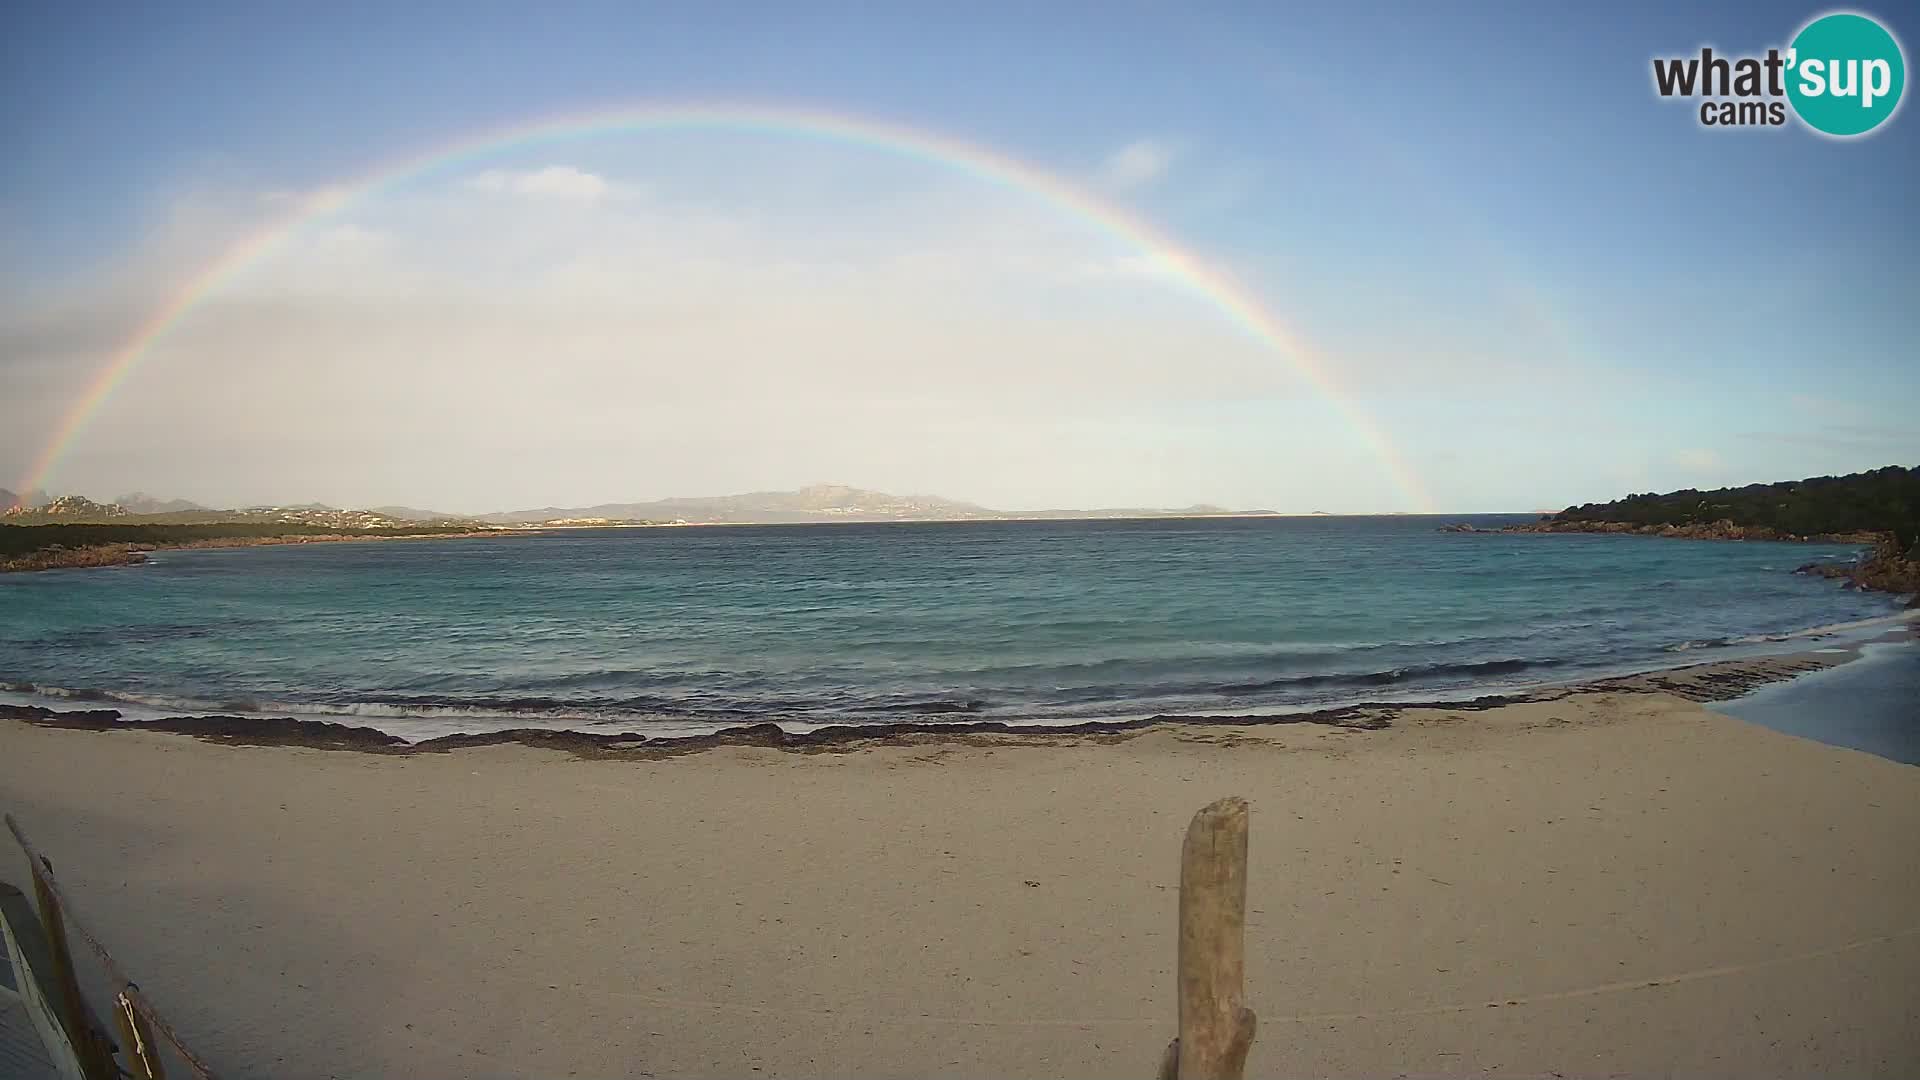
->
<box><xmin>0</xmin><ymin>544</ymin><xmax>150</xmax><ymax>572</ymax></box>
<box><xmin>1</xmin><ymin>494</ymin><xmax>129</xmax><ymax>520</ymax></box>
<box><xmin>1502</xmin><ymin>517</ymin><xmax>1886</xmax><ymax>545</ymax></box>
<box><xmin>1789</xmin><ymin>544</ymin><xmax>1920</xmax><ymax>601</ymax></box>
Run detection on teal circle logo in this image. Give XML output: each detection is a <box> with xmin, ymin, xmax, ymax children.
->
<box><xmin>1786</xmin><ymin>12</ymin><xmax>1906</xmax><ymax>136</ymax></box>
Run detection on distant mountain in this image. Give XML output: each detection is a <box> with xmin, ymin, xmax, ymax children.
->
<box><xmin>0</xmin><ymin>484</ymin><xmax>1281</xmax><ymax>528</ymax></box>
<box><xmin>0</xmin><ymin>488</ymin><xmax>50</xmax><ymax>511</ymax></box>
<box><xmin>478</xmin><ymin>485</ymin><xmax>1279</xmax><ymax>526</ymax></box>
<box><xmin>115</xmin><ymin>492</ymin><xmax>207</xmax><ymax>514</ymax></box>
<box><xmin>996</xmin><ymin>504</ymin><xmax>1274</xmax><ymax>520</ymax></box>
<box><xmin>0</xmin><ymin>489</ymin><xmax>14</xmax><ymax>511</ymax></box>
<box><xmin>483</xmin><ymin>484</ymin><xmax>996</xmax><ymax>525</ymax></box>
<box><xmin>369</xmin><ymin>505</ymin><xmax>463</xmax><ymax>521</ymax></box>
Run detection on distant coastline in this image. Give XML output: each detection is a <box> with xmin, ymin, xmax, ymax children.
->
<box><xmin>1434</xmin><ymin>466</ymin><xmax>1920</xmax><ymax>604</ymax></box>
<box><xmin>1431</xmin><ymin>520</ymin><xmax>1918</xmax><ymax>604</ymax></box>
<box><xmin>1</xmin><ymin>512</ymin><xmax>1458</xmax><ymax>574</ymax></box>
<box><xmin>0</xmin><ymin>526</ymin><xmax>529</xmax><ymax>573</ymax></box>
<box><xmin>1434</xmin><ymin>518</ymin><xmax>1883</xmax><ymax>544</ymax></box>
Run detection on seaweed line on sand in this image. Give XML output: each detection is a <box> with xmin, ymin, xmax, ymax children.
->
<box><xmin>0</xmin><ymin>650</ymin><xmax>1865</xmax><ymax>760</ymax></box>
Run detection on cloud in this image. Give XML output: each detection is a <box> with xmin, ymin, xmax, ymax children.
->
<box><xmin>467</xmin><ymin>165</ymin><xmax>609</xmax><ymax>201</ymax></box>
<box><xmin>3</xmin><ymin>143</ymin><xmax>1588</xmax><ymax>514</ymax></box>
<box><xmin>6</xmin><ymin>160</ymin><xmax>1354</xmax><ymax>509</ymax></box>
<box><xmin>1075</xmin><ymin>252</ymin><xmax>1183</xmax><ymax>281</ymax></box>
<box><xmin>1100</xmin><ymin>139</ymin><xmax>1176</xmax><ymax>190</ymax></box>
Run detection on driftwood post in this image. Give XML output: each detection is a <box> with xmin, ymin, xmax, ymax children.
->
<box><xmin>1159</xmin><ymin>796</ymin><xmax>1256</xmax><ymax>1080</ymax></box>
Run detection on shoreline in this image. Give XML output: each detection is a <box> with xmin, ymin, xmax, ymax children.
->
<box><xmin>1</xmin><ymin>514</ymin><xmax>1490</xmax><ymax>574</ymax></box>
<box><xmin>3</xmin><ymin>633</ymin><xmax>1906</xmax><ymax>758</ymax></box>
<box><xmin>3</xmin><ymin>512</ymin><xmax>1493</xmax><ymax>573</ymax></box>
<box><xmin>0</xmin><ymin>527</ymin><xmax>536</xmax><ymax>573</ymax></box>
<box><xmin>1495</xmin><ymin>519</ymin><xmax>1885</xmax><ymax>544</ymax></box>
<box><xmin>1447</xmin><ymin>520</ymin><xmax>1919</xmax><ymax>604</ymax></box>
<box><xmin>4</xmin><ymin>654</ymin><xmax>1916</xmax><ymax>1077</ymax></box>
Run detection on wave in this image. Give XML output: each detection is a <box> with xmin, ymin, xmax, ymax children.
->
<box><xmin>1209</xmin><ymin>656</ymin><xmax>1546</xmax><ymax>693</ymax></box>
<box><xmin>1664</xmin><ymin>611</ymin><xmax>1915</xmax><ymax>652</ymax></box>
<box><xmin>1</xmin><ymin>654</ymin><xmax>1561</xmax><ymax>727</ymax></box>
<box><xmin>1665</xmin><ymin>634</ymin><xmax>1793</xmax><ymax>652</ymax></box>
<box><xmin>848</xmin><ymin>697</ymin><xmax>988</xmax><ymax>714</ymax></box>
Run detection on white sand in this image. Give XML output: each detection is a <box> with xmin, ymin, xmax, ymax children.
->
<box><xmin>3</xmin><ymin>691</ymin><xmax>1917</xmax><ymax>1078</ymax></box>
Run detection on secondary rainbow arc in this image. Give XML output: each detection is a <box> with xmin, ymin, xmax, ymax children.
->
<box><xmin>15</xmin><ymin>102</ymin><xmax>1434</xmax><ymax>512</ymax></box>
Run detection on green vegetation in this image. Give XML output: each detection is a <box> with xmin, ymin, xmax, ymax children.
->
<box><xmin>1555</xmin><ymin>466</ymin><xmax>1920</xmax><ymax>555</ymax></box>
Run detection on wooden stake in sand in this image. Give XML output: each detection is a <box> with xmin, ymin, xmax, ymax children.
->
<box><xmin>1159</xmin><ymin>796</ymin><xmax>1257</xmax><ymax>1080</ymax></box>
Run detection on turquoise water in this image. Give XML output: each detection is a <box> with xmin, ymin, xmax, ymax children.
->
<box><xmin>0</xmin><ymin>517</ymin><xmax>1903</xmax><ymax>740</ymax></box>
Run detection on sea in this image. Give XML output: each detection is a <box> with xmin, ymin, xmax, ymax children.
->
<box><xmin>0</xmin><ymin>516</ymin><xmax>1909</xmax><ymax>742</ymax></box>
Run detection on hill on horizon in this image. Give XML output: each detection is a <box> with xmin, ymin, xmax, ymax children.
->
<box><xmin>116</xmin><ymin>492</ymin><xmax>207</xmax><ymax>514</ymax></box>
<box><xmin>0</xmin><ymin>488</ymin><xmax>51</xmax><ymax>511</ymax></box>
<box><xmin>480</xmin><ymin>484</ymin><xmax>997</xmax><ymax>525</ymax></box>
<box><xmin>1</xmin><ymin>483</ymin><xmax>1303</xmax><ymax>526</ymax></box>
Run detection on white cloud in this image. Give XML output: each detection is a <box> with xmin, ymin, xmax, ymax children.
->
<box><xmin>8</xmin><ymin>146</ymin><xmax>1575</xmax><ymax>513</ymax></box>
<box><xmin>1100</xmin><ymin>139</ymin><xmax>1176</xmax><ymax>190</ymax></box>
<box><xmin>1076</xmin><ymin>252</ymin><xmax>1182</xmax><ymax>281</ymax></box>
<box><xmin>1674</xmin><ymin>448</ymin><xmax>1723</xmax><ymax>471</ymax></box>
<box><xmin>467</xmin><ymin>165</ymin><xmax>609</xmax><ymax>201</ymax></box>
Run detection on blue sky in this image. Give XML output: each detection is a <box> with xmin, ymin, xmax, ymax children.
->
<box><xmin>2</xmin><ymin>1</ymin><xmax>1915</xmax><ymax>513</ymax></box>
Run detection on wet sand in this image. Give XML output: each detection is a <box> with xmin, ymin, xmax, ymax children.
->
<box><xmin>2</xmin><ymin>682</ymin><xmax>1917</xmax><ymax>1078</ymax></box>
<box><xmin>1717</xmin><ymin>641</ymin><xmax>1920</xmax><ymax>765</ymax></box>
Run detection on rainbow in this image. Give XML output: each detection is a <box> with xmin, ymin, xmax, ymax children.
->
<box><xmin>16</xmin><ymin>102</ymin><xmax>1434</xmax><ymax>511</ymax></box>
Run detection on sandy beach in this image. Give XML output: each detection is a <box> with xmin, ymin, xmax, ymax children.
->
<box><xmin>3</xmin><ymin>682</ymin><xmax>1917</xmax><ymax>1079</ymax></box>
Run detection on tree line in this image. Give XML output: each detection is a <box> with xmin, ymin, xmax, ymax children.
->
<box><xmin>1554</xmin><ymin>466</ymin><xmax>1919</xmax><ymax>554</ymax></box>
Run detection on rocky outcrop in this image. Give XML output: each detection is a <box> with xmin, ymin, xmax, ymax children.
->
<box><xmin>1503</xmin><ymin>517</ymin><xmax>1883</xmax><ymax>543</ymax></box>
<box><xmin>2</xmin><ymin>495</ymin><xmax>129</xmax><ymax>520</ymax></box>
<box><xmin>0</xmin><ymin>544</ymin><xmax>150</xmax><ymax>572</ymax></box>
<box><xmin>1454</xmin><ymin>515</ymin><xmax>1913</xmax><ymax>603</ymax></box>
<box><xmin>1795</xmin><ymin>541</ymin><xmax>1920</xmax><ymax>606</ymax></box>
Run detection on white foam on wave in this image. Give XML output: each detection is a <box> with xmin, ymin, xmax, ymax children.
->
<box><xmin>1663</xmin><ymin>610</ymin><xmax>1914</xmax><ymax>653</ymax></box>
